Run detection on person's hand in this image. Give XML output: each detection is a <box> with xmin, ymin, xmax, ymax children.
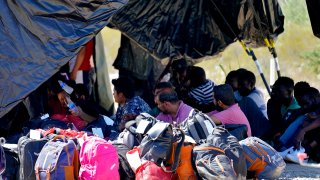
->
<box><xmin>57</xmin><ymin>91</ymin><xmax>68</xmax><ymax>107</ymax></box>
<box><xmin>69</xmin><ymin>106</ymin><xmax>81</xmax><ymax>116</ymax></box>
<box><xmin>295</xmin><ymin>130</ymin><xmax>305</xmax><ymax>143</ymax></box>
<box><xmin>123</xmin><ymin>114</ymin><xmax>137</xmax><ymax>121</ymax></box>
<box><xmin>70</xmin><ymin>70</ymin><xmax>77</xmax><ymax>81</ymax></box>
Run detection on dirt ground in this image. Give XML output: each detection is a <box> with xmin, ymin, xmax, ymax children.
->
<box><xmin>279</xmin><ymin>163</ymin><xmax>320</xmax><ymax>179</ymax></box>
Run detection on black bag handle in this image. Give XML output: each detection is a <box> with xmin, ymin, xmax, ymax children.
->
<box><xmin>162</xmin><ymin>128</ymin><xmax>185</xmax><ymax>172</ymax></box>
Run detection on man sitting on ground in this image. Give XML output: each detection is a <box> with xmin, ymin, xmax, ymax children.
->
<box><xmin>225</xmin><ymin>68</ymin><xmax>247</xmax><ymax>101</ymax></box>
<box><xmin>184</xmin><ymin>66</ymin><xmax>215</xmax><ymax>113</ymax></box>
<box><xmin>156</xmin><ymin>91</ymin><xmax>193</xmax><ymax>125</ymax></box>
<box><xmin>112</xmin><ymin>77</ymin><xmax>151</xmax><ymax>131</ymax></box>
<box><xmin>294</xmin><ymin>81</ymin><xmax>311</xmax><ymax>106</ymax></box>
<box><xmin>149</xmin><ymin>82</ymin><xmax>175</xmax><ymax>117</ymax></box>
<box><xmin>237</xmin><ymin>69</ymin><xmax>270</xmax><ymax>137</ymax></box>
<box><xmin>237</xmin><ymin>70</ymin><xmax>267</xmax><ymax>117</ymax></box>
<box><xmin>209</xmin><ymin>84</ymin><xmax>252</xmax><ymax>137</ymax></box>
<box><xmin>277</xmin><ymin>87</ymin><xmax>320</xmax><ymax>163</ymax></box>
<box><xmin>267</xmin><ymin>77</ymin><xmax>302</xmax><ymax>139</ymax></box>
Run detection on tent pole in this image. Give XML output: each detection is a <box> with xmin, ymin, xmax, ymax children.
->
<box><xmin>239</xmin><ymin>41</ymin><xmax>272</xmax><ymax>96</ymax></box>
<box><xmin>210</xmin><ymin>0</ymin><xmax>271</xmax><ymax>97</ymax></box>
<box><xmin>249</xmin><ymin>0</ymin><xmax>282</xmax><ymax>79</ymax></box>
<box><xmin>264</xmin><ymin>38</ymin><xmax>281</xmax><ymax>78</ymax></box>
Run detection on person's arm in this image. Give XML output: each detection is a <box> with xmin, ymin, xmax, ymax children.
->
<box><xmin>296</xmin><ymin>119</ymin><xmax>320</xmax><ymax>141</ymax></box>
<box><xmin>210</xmin><ymin>115</ymin><xmax>222</xmax><ymax>125</ymax></box>
<box><xmin>70</xmin><ymin>46</ymin><xmax>86</xmax><ymax>80</ymax></box>
<box><xmin>70</xmin><ymin>106</ymin><xmax>96</xmax><ymax>123</ymax></box>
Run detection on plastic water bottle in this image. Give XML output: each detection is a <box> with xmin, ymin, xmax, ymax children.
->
<box><xmin>58</xmin><ymin>80</ymin><xmax>74</xmax><ymax>94</ymax></box>
<box><xmin>66</xmin><ymin>96</ymin><xmax>79</xmax><ymax>115</ymax></box>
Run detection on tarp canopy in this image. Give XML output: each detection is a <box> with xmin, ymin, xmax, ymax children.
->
<box><xmin>110</xmin><ymin>0</ymin><xmax>284</xmax><ymax>60</ymax></box>
<box><xmin>0</xmin><ymin>0</ymin><xmax>284</xmax><ymax>118</ymax></box>
<box><xmin>0</xmin><ymin>0</ymin><xmax>127</xmax><ymax>118</ymax></box>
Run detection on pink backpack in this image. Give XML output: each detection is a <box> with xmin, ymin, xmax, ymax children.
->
<box><xmin>79</xmin><ymin>136</ymin><xmax>119</xmax><ymax>180</ymax></box>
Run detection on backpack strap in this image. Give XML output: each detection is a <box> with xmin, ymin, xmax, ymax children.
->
<box><xmin>52</xmin><ymin>135</ymin><xmax>67</xmax><ymax>142</ymax></box>
<box><xmin>171</xmin><ymin>128</ymin><xmax>185</xmax><ymax>172</ymax></box>
<box><xmin>45</xmin><ymin>164</ymin><xmax>51</xmax><ymax>180</ymax></box>
<box><xmin>162</xmin><ymin>128</ymin><xmax>185</xmax><ymax>172</ymax></box>
<box><xmin>187</xmin><ymin>108</ymin><xmax>196</xmax><ymax>118</ymax></box>
<box><xmin>192</xmin><ymin>113</ymin><xmax>207</xmax><ymax>141</ymax></box>
<box><xmin>147</xmin><ymin>122</ymin><xmax>170</xmax><ymax>140</ymax></box>
<box><xmin>35</xmin><ymin>166</ymin><xmax>40</xmax><ymax>180</ymax></box>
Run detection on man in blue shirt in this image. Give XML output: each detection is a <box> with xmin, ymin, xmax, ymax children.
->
<box><xmin>112</xmin><ymin>77</ymin><xmax>151</xmax><ymax>131</ymax></box>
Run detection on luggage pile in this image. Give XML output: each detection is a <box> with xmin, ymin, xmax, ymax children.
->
<box><xmin>0</xmin><ymin>113</ymin><xmax>286</xmax><ymax>180</ymax></box>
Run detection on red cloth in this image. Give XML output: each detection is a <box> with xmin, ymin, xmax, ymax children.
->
<box><xmin>51</xmin><ymin>114</ymin><xmax>87</xmax><ymax>130</ymax></box>
<box><xmin>38</xmin><ymin>128</ymin><xmax>85</xmax><ymax>138</ymax></box>
<box><xmin>58</xmin><ymin>129</ymin><xmax>85</xmax><ymax>138</ymax></box>
<box><xmin>48</xmin><ymin>96</ymin><xmax>68</xmax><ymax>115</ymax></box>
<box><xmin>79</xmin><ymin>40</ymin><xmax>93</xmax><ymax>71</ymax></box>
<box><xmin>39</xmin><ymin>128</ymin><xmax>55</xmax><ymax>137</ymax></box>
<box><xmin>135</xmin><ymin>161</ymin><xmax>172</xmax><ymax>180</ymax></box>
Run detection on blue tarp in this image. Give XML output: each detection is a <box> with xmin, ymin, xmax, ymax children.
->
<box><xmin>0</xmin><ymin>0</ymin><xmax>284</xmax><ymax>118</ymax></box>
<box><xmin>0</xmin><ymin>0</ymin><xmax>127</xmax><ymax>117</ymax></box>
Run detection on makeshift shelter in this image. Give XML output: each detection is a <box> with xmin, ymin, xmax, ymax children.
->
<box><xmin>0</xmin><ymin>0</ymin><xmax>284</xmax><ymax>119</ymax></box>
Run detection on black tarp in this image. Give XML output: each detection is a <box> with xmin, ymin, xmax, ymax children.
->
<box><xmin>110</xmin><ymin>0</ymin><xmax>284</xmax><ymax>60</ymax></box>
<box><xmin>0</xmin><ymin>0</ymin><xmax>284</xmax><ymax>118</ymax></box>
<box><xmin>0</xmin><ymin>0</ymin><xmax>127</xmax><ymax>117</ymax></box>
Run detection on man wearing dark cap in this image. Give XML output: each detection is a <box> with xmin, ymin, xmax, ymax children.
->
<box><xmin>112</xmin><ymin>77</ymin><xmax>151</xmax><ymax>131</ymax></box>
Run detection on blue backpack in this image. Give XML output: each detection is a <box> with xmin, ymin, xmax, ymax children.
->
<box><xmin>35</xmin><ymin>136</ymin><xmax>79</xmax><ymax>180</ymax></box>
<box><xmin>239</xmin><ymin>137</ymin><xmax>286</xmax><ymax>179</ymax></box>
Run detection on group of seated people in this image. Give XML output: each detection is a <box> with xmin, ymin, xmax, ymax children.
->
<box><xmin>224</xmin><ymin>68</ymin><xmax>320</xmax><ymax>163</ymax></box>
<box><xmin>6</xmin><ymin>58</ymin><xmax>318</xmax><ymax>165</ymax></box>
<box><xmin>109</xmin><ymin>59</ymin><xmax>320</xmax><ymax>164</ymax></box>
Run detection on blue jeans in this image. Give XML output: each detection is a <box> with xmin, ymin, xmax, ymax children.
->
<box><xmin>279</xmin><ymin>115</ymin><xmax>306</xmax><ymax>148</ymax></box>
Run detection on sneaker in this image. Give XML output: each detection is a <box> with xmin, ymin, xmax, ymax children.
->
<box><xmin>285</xmin><ymin>147</ymin><xmax>308</xmax><ymax>164</ymax></box>
<box><xmin>278</xmin><ymin>146</ymin><xmax>294</xmax><ymax>158</ymax></box>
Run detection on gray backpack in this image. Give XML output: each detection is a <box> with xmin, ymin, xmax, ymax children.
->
<box><xmin>207</xmin><ymin>127</ymin><xmax>247</xmax><ymax>179</ymax></box>
<box><xmin>180</xmin><ymin>109</ymin><xmax>216</xmax><ymax>144</ymax></box>
<box><xmin>239</xmin><ymin>137</ymin><xmax>286</xmax><ymax>179</ymax></box>
<box><xmin>115</xmin><ymin>113</ymin><xmax>158</xmax><ymax>149</ymax></box>
<box><xmin>35</xmin><ymin>136</ymin><xmax>79</xmax><ymax>180</ymax></box>
<box><xmin>193</xmin><ymin>144</ymin><xmax>237</xmax><ymax>180</ymax></box>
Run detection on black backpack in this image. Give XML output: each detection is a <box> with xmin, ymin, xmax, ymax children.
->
<box><xmin>206</xmin><ymin>127</ymin><xmax>247</xmax><ymax>179</ymax></box>
<box><xmin>113</xmin><ymin>143</ymin><xmax>135</xmax><ymax>180</ymax></box>
<box><xmin>113</xmin><ymin>113</ymin><xmax>158</xmax><ymax>150</ymax></box>
<box><xmin>139</xmin><ymin>122</ymin><xmax>184</xmax><ymax>171</ymax></box>
<box><xmin>193</xmin><ymin>144</ymin><xmax>237</xmax><ymax>180</ymax></box>
<box><xmin>24</xmin><ymin>117</ymin><xmax>69</xmax><ymax>130</ymax></box>
<box><xmin>18</xmin><ymin>135</ymin><xmax>48</xmax><ymax>180</ymax></box>
<box><xmin>223</xmin><ymin>124</ymin><xmax>248</xmax><ymax>141</ymax></box>
<box><xmin>0</xmin><ymin>143</ymin><xmax>5</xmax><ymax>176</ymax></box>
<box><xmin>2</xmin><ymin>147</ymin><xmax>19</xmax><ymax>180</ymax></box>
<box><xmin>83</xmin><ymin>115</ymin><xmax>114</xmax><ymax>138</ymax></box>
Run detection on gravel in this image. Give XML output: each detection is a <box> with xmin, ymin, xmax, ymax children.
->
<box><xmin>279</xmin><ymin>163</ymin><xmax>320</xmax><ymax>179</ymax></box>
